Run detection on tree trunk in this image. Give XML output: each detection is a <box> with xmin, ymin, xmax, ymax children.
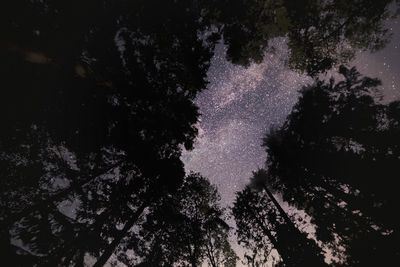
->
<box><xmin>262</xmin><ymin>184</ymin><xmax>297</xmax><ymax>230</ymax></box>
<box><xmin>262</xmin><ymin>185</ymin><xmax>329</xmax><ymax>267</ymax></box>
<box><xmin>3</xmin><ymin>161</ymin><xmax>122</xmax><ymax>230</ymax></box>
<box><xmin>92</xmin><ymin>203</ymin><xmax>146</xmax><ymax>267</ymax></box>
<box><xmin>244</xmin><ymin>200</ymin><xmax>279</xmax><ymax>249</ymax></box>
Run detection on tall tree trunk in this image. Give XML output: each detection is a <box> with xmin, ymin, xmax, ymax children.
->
<box><xmin>57</xmin><ymin>209</ymin><xmax>111</xmax><ymax>266</ymax></box>
<box><xmin>262</xmin><ymin>185</ymin><xmax>328</xmax><ymax>267</ymax></box>
<box><xmin>205</xmin><ymin>235</ymin><xmax>217</xmax><ymax>267</ymax></box>
<box><xmin>262</xmin><ymin>184</ymin><xmax>297</xmax><ymax>230</ymax></box>
<box><xmin>92</xmin><ymin>203</ymin><xmax>146</xmax><ymax>267</ymax></box>
<box><xmin>190</xmin><ymin>255</ymin><xmax>197</xmax><ymax>267</ymax></box>
<box><xmin>5</xmin><ymin>161</ymin><xmax>122</xmax><ymax>226</ymax></box>
<box><xmin>244</xmin><ymin>200</ymin><xmax>279</xmax><ymax>249</ymax></box>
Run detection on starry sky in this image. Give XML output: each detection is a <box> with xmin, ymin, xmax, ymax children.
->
<box><xmin>182</xmin><ymin>19</ymin><xmax>400</xmax><ymax>207</ymax></box>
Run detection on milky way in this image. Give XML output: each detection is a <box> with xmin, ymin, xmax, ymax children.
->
<box><xmin>182</xmin><ymin>20</ymin><xmax>400</xmax><ymax>207</ymax></box>
<box><xmin>182</xmin><ymin>38</ymin><xmax>311</xmax><ymax>205</ymax></box>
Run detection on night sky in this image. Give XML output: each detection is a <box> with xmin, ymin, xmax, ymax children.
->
<box><xmin>182</xmin><ymin>19</ymin><xmax>400</xmax><ymax>207</ymax></box>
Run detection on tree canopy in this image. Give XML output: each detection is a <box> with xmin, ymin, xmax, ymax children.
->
<box><xmin>215</xmin><ymin>0</ymin><xmax>397</xmax><ymax>74</ymax></box>
<box><xmin>1</xmin><ymin>0</ymin><xmax>399</xmax><ymax>266</ymax></box>
<box><xmin>234</xmin><ymin>67</ymin><xmax>400</xmax><ymax>266</ymax></box>
<box><xmin>133</xmin><ymin>173</ymin><xmax>236</xmax><ymax>267</ymax></box>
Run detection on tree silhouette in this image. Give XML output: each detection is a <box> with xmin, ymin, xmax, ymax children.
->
<box><xmin>233</xmin><ymin>171</ymin><xmax>328</xmax><ymax>267</ymax></box>
<box><xmin>257</xmin><ymin>67</ymin><xmax>400</xmax><ymax>266</ymax></box>
<box><xmin>215</xmin><ymin>0</ymin><xmax>397</xmax><ymax>75</ymax></box>
<box><xmin>128</xmin><ymin>173</ymin><xmax>236</xmax><ymax>267</ymax></box>
<box><xmin>1</xmin><ymin>0</ymin><xmax>399</xmax><ymax>266</ymax></box>
<box><xmin>1</xmin><ymin>1</ymin><xmax>215</xmax><ymax>265</ymax></box>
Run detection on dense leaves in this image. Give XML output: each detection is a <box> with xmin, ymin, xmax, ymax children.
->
<box><xmin>1</xmin><ymin>0</ymin><xmax>399</xmax><ymax>266</ymax></box>
<box><xmin>264</xmin><ymin>67</ymin><xmax>400</xmax><ymax>266</ymax></box>
<box><xmin>1</xmin><ymin>1</ymin><xmax>215</xmax><ymax>265</ymax></box>
<box><xmin>216</xmin><ymin>0</ymin><xmax>396</xmax><ymax>74</ymax></box>
<box><xmin>234</xmin><ymin>67</ymin><xmax>400</xmax><ymax>266</ymax></box>
<box><xmin>132</xmin><ymin>173</ymin><xmax>236</xmax><ymax>267</ymax></box>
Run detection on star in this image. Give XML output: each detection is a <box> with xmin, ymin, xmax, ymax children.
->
<box><xmin>182</xmin><ymin>21</ymin><xmax>400</xmax><ymax>206</ymax></box>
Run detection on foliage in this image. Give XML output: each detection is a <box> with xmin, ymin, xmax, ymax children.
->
<box><xmin>1</xmin><ymin>0</ymin><xmax>398</xmax><ymax>266</ymax></box>
<box><xmin>215</xmin><ymin>0</ymin><xmax>397</xmax><ymax>75</ymax></box>
<box><xmin>131</xmin><ymin>173</ymin><xmax>236</xmax><ymax>267</ymax></box>
<box><xmin>236</xmin><ymin>67</ymin><xmax>400</xmax><ymax>266</ymax></box>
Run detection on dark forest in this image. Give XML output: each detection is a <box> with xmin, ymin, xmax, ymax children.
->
<box><xmin>1</xmin><ymin>1</ymin><xmax>400</xmax><ymax>266</ymax></box>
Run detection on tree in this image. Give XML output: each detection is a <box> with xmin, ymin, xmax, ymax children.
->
<box><xmin>1</xmin><ymin>1</ymin><xmax>215</xmax><ymax>265</ymax></box>
<box><xmin>233</xmin><ymin>172</ymin><xmax>327</xmax><ymax>267</ymax></box>
<box><xmin>1</xmin><ymin>0</ymin><xmax>398</xmax><ymax>265</ymax></box>
<box><xmin>215</xmin><ymin>0</ymin><xmax>397</xmax><ymax>75</ymax></box>
<box><xmin>130</xmin><ymin>173</ymin><xmax>237</xmax><ymax>267</ymax></box>
<box><xmin>261</xmin><ymin>66</ymin><xmax>400</xmax><ymax>266</ymax></box>
<box><xmin>233</xmin><ymin>186</ymin><xmax>278</xmax><ymax>267</ymax></box>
